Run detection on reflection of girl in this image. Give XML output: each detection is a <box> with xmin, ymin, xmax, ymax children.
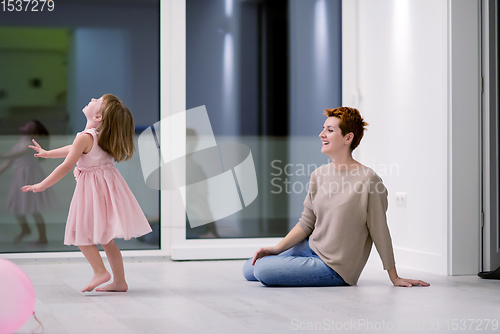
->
<box><xmin>244</xmin><ymin>107</ymin><xmax>430</xmax><ymax>288</ymax></box>
<box><xmin>0</xmin><ymin>120</ymin><xmax>56</xmax><ymax>244</ymax></box>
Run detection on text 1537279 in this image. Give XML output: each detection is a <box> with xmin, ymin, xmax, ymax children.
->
<box><xmin>1</xmin><ymin>0</ymin><xmax>54</xmax><ymax>12</ymax></box>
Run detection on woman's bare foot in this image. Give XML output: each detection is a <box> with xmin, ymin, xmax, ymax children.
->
<box><xmin>82</xmin><ymin>271</ymin><xmax>111</xmax><ymax>292</ymax></box>
<box><xmin>95</xmin><ymin>281</ymin><xmax>128</xmax><ymax>292</ymax></box>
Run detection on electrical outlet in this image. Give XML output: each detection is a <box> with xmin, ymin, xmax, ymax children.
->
<box><xmin>395</xmin><ymin>192</ymin><xmax>407</xmax><ymax>207</ymax></box>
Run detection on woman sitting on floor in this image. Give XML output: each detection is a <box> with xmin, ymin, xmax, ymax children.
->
<box><xmin>243</xmin><ymin>107</ymin><xmax>430</xmax><ymax>288</ymax></box>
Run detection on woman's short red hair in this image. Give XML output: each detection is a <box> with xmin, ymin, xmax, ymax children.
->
<box><xmin>324</xmin><ymin>107</ymin><xmax>369</xmax><ymax>152</ymax></box>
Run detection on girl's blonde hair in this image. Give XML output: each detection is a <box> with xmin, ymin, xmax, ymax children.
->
<box><xmin>97</xmin><ymin>94</ymin><xmax>135</xmax><ymax>162</ymax></box>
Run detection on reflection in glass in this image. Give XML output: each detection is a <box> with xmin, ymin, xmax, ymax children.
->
<box><xmin>185</xmin><ymin>128</ymin><xmax>220</xmax><ymax>239</ymax></box>
<box><xmin>0</xmin><ymin>121</ymin><xmax>56</xmax><ymax>244</ymax></box>
<box><xmin>0</xmin><ymin>1</ymin><xmax>160</xmax><ymax>253</ymax></box>
<box><xmin>186</xmin><ymin>0</ymin><xmax>342</xmax><ymax>238</ymax></box>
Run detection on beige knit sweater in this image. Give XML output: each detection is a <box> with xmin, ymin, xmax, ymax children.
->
<box><xmin>296</xmin><ymin>164</ymin><xmax>396</xmax><ymax>285</ymax></box>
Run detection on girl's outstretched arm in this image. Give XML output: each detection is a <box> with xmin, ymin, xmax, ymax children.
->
<box><xmin>29</xmin><ymin>139</ymin><xmax>72</xmax><ymax>159</ymax></box>
<box><xmin>21</xmin><ymin>134</ymin><xmax>93</xmax><ymax>193</ymax></box>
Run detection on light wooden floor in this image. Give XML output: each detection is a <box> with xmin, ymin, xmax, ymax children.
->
<box><xmin>12</xmin><ymin>257</ymin><xmax>500</xmax><ymax>334</ymax></box>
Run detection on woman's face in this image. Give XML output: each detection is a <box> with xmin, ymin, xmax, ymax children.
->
<box><xmin>82</xmin><ymin>96</ymin><xmax>104</xmax><ymax>121</ymax></box>
<box><xmin>319</xmin><ymin>117</ymin><xmax>352</xmax><ymax>155</ymax></box>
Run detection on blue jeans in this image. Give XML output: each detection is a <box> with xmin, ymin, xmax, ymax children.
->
<box><xmin>243</xmin><ymin>239</ymin><xmax>350</xmax><ymax>287</ymax></box>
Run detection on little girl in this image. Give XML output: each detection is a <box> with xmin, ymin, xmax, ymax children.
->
<box><xmin>22</xmin><ymin>94</ymin><xmax>152</xmax><ymax>292</ymax></box>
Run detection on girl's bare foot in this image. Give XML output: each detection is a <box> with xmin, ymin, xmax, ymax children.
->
<box><xmin>82</xmin><ymin>271</ymin><xmax>111</xmax><ymax>292</ymax></box>
<box><xmin>95</xmin><ymin>281</ymin><xmax>128</xmax><ymax>292</ymax></box>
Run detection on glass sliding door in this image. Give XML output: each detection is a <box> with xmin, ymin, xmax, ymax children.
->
<box><xmin>0</xmin><ymin>0</ymin><xmax>161</xmax><ymax>256</ymax></box>
<box><xmin>170</xmin><ymin>0</ymin><xmax>342</xmax><ymax>259</ymax></box>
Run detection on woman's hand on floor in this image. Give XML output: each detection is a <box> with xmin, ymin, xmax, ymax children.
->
<box><xmin>392</xmin><ymin>277</ymin><xmax>430</xmax><ymax>287</ymax></box>
<box><xmin>251</xmin><ymin>247</ymin><xmax>279</xmax><ymax>266</ymax></box>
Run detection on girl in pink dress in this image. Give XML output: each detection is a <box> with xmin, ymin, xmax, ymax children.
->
<box><xmin>22</xmin><ymin>94</ymin><xmax>152</xmax><ymax>293</ymax></box>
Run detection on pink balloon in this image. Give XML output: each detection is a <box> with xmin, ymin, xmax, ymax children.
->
<box><xmin>0</xmin><ymin>259</ymin><xmax>36</xmax><ymax>334</ymax></box>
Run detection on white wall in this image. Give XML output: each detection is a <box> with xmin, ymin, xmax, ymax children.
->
<box><xmin>343</xmin><ymin>0</ymin><xmax>480</xmax><ymax>275</ymax></box>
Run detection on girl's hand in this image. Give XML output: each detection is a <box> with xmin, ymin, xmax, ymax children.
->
<box><xmin>21</xmin><ymin>183</ymin><xmax>47</xmax><ymax>193</ymax></box>
<box><xmin>29</xmin><ymin>139</ymin><xmax>49</xmax><ymax>158</ymax></box>
<box><xmin>251</xmin><ymin>246</ymin><xmax>280</xmax><ymax>266</ymax></box>
<box><xmin>392</xmin><ymin>277</ymin><xmax>430</xmax><ymax>287</ymax></box>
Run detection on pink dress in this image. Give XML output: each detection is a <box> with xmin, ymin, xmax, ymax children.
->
<box><xmin>64</xmin><ymin>128</ymin><xmax>152</xmax><ymax>246</ymax></box>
